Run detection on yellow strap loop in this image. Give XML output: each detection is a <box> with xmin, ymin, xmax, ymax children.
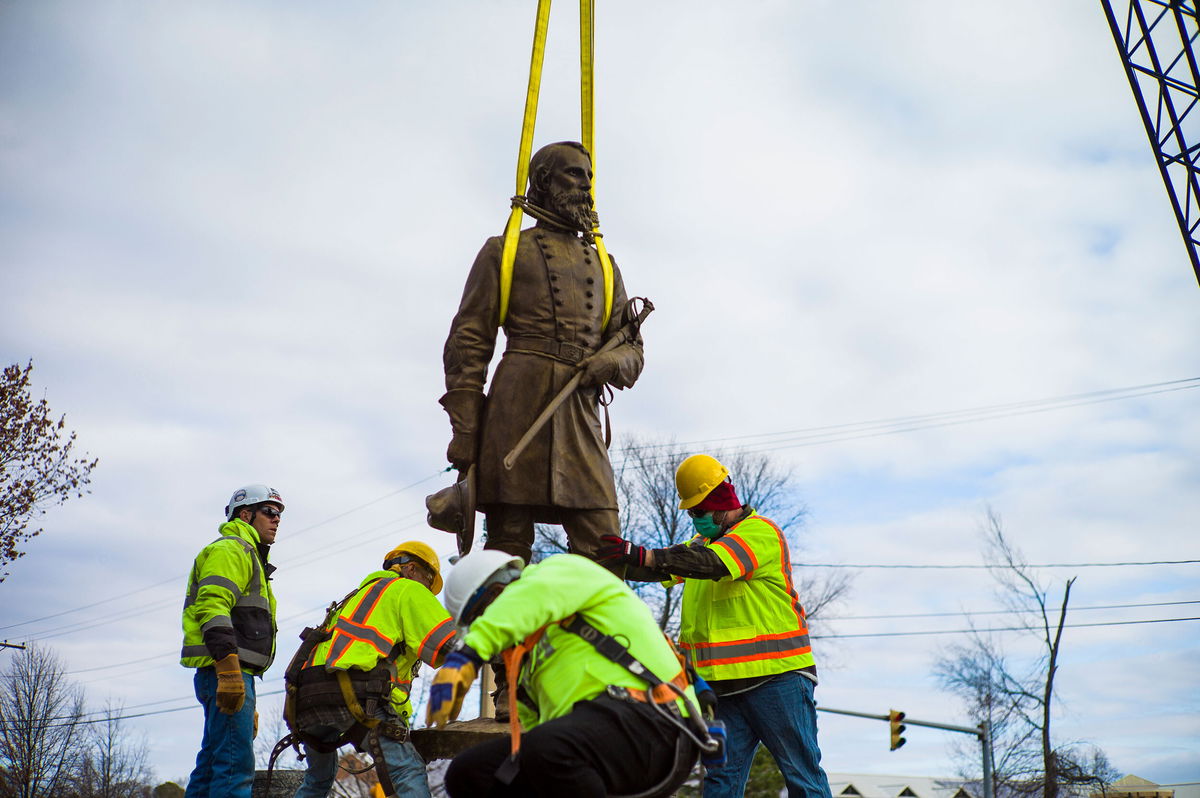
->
<box><xmin>498</xmin><ymin>0</ymin><xmax>614</xmax><ymax>331</ymax></box>
<box><xmin>579</xmin><ymin>0</ymin><xmax>615</xmax><ymax>331</ymax></box>
<box><xmin>499</xmin><ymin>0</ymin><xmax>552</xmax><ymax>326</ymax></box>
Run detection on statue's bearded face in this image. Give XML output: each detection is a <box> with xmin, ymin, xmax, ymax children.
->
<box><xmin>540</xmin><ymin>148</ymin><xmax>598</xmax><ymax>229</ymax></box>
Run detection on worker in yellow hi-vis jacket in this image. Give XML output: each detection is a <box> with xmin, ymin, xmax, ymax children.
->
<box><xmin>181</xmin><ymin>484</ymin><xmax>283</xmax><ymax>798</ymax></box>
<box><xmin>598</xmin><ymin>454</ymin><xmax>834</xmax><ymax>798</ymax></box>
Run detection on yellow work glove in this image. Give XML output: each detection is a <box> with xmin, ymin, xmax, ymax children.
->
<box><xmin>426</xmin><ymin>649</ymin><xmax>481</xmax><ymax>727</ymax></box>
<box><xmin>213</xmin><ymin>653</ymin><xmax>246</xmax><ymax>715</ymax></box>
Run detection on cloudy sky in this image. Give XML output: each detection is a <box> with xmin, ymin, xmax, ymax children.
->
<box><xmin>2</xmin><ymin>0</ymin><xmax>1197</xmax><ymax>787</ymax></box>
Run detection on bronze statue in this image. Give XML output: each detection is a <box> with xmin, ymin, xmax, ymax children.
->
<box><xmin>439</xmin><ymin>141</ymin><xmax>644</xmax><ymax>565</ymax></box>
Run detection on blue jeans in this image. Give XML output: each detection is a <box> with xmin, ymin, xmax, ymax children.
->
<box><xmin>294</xmin><ymin>725</ymin><xmax>430</xmax><ymax>798</ymax></box>
<box><xmin>703</xmin><ymin>670</ymin><xmax>833</xmax><ymax>798</ymax></box>
<box><xmin>185</xmin><ymin>667</ymin><xmax>256</xmax><ymax>798</ymax></box>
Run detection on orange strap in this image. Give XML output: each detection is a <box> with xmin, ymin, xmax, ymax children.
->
<box><xmin>501</xmin><ymin>625</ymin><xmax>552</xmax><ymax>756</ymax></box>
<box><xmin>622</xmin><ymin>669</ymin><xmax>690</xmax><ymax>704</ymax></box>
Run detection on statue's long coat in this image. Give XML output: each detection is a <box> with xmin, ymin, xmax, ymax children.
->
<box><xmin>443</xmin><ymin>225</ymin><xmax>643</xmax><ymax>511</ymax></box>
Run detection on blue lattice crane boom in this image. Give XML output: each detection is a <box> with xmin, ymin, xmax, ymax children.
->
<box><xmin>1101</xmin><ymin>0</ymin><xmax>1200</xmax><ymax>288</ymax></box>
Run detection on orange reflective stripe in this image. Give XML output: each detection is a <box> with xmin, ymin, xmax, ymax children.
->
<box><xmin>760</xmin><ymin>516</ymin><xmax>809</xmax><ymax>631</ymax></box>
<box><xmin>419</xmin><ymin>618</ymin><xmax>456</xmax><ymax>665</ymax></box>
<box><xmin>712</xmin><ymin>534</ymin><xmax>757</xmax><ymax>576</ymax></box>
<box><xmin>681</xmin><ymin>629</ymin><xmax>813</xmax><ymax>668</ymax></box>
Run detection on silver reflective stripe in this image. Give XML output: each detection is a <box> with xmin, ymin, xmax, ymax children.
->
<box><xmin>201</xmin><ymin>615</ymin><xmax>234</xmax><ymax>633</ymax></box>
<box><xmin>238</xmin><ymin>648</ymin><xmax>271</xmax><ymax>668</ymax></box>
<box><xmin>196</xmin><ymin>574</ymin><xmax>242</xmax><ymax>598</ymax></box>
<box><xmin>183</xmin><ymin>535</ymin><xmax>267</xmax><ymax>611</ymax></box>
<box><xmin>181</xmin><ymin>644</ymin><xmax>210</xmax><ymax>659</ymax></box>
<box><xmin>239</xmin><ymin>595</ymin><xmax>271</xmax><ymax>611</ymax></box>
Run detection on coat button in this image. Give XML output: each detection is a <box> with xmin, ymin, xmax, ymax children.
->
<box><xmin>586</xmin><ymin>277</ymin><xmax>595</xmax><ymax>284</ymax></box>
<box><xmin>553</xmin><ymin>287</ymin><xmax>561</xmax><ymax>294</ymax></box>
<box><xmin>586</xmin><ymin>303</ymin><xmax>594</xmax><ymax>310</ymax></box>
<box><xmin>586</xmin><ymin>291</ymin><xmax>594</xmax><ymax>298</ymax></box>
<box><xmin>550</xmin><ymin>274</ymin><xmax>559</xmax><ymax>281</ymax></box>
<box><xmin>556</xmin><ymin>300</ymin><xmax>564</xmax><ymax>307</ymax></box>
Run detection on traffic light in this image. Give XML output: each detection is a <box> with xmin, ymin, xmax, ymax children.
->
<box><xmin>888</xmin><ymin>709</ymin><xmax>907</xmax><ymax>751</ymax></box>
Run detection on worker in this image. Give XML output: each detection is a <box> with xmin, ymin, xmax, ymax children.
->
<box><xmin>288</xmin><ymin>541</ymin><xmax>456</xmax><ymax>798</ymax></box>
<box><xmin>427</xmin><ymin>550</ymin><xmax>714</xmax><ymax>798</ymax></box>
<box><xmin>180</xmin><ymin>484</ymin><xmax>284</xmax><ymax>798</ymax></box>
<box><xmin>597</xmin><ymin>454</ymin><xmax>834</xmax><ymax>798</ymax></box>
<box><xmin>439</xmin><ymin>140</ymin><xmax>644</xmax><ymax>567</ymax></box>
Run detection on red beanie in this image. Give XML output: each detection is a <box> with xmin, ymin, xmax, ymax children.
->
<box><xmin>694</xmin><ymin>479</ymin><xmax>741</xmax><ymax>512</ymax></box>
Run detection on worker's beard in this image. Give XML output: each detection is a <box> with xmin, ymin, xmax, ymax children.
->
<box><xmin>549</xmin><ymin>189</ymin><xmax>599</xmax><ymax>230</ymax></box>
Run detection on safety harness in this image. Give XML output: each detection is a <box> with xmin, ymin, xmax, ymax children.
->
<box><xmin>493</xmin><ymin>612</ymin><xmax>718</xmax><ymax>796</ymax></box>
<box><xmin>263</xmin><ymin>578</ymin><xmax>409</xmax><ymax>798</ymax></box>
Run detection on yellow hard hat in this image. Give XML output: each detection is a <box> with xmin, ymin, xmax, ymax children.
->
<box><xmin>384</xmin><ymin>541</ymin><xmax>443</xmax><ymax>595</ymax></box>
<box><xmin>675</xmin><ymin>454</ymin><xmax>730</xmax><ymax>510</ymax></box>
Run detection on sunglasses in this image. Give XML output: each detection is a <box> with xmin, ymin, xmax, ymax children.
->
<box><xmin>687</xmin><ymin>508</ymin><xmax>711</xmax><ymax>519</ymax></box>
<box><xmin>258</xmin><ymin>506</ymin><xmax>283</xmax><ymax>519</ymax></box>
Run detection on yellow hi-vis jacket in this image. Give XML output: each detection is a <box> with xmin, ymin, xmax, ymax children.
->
<box><xmin>464</xmin><ymin>554</ymin><xmax>699</xmax><ymax>730</ymax></box>
<box><xmin>180</xmin><ymin>519</ymin><xmax>278</xmax><ymax>674</ymax></box>
<box><xmin>673</xmin><ymin>512</ymin><xmax>815</xmax><ymax>681</ymax></box>
<box><xmin>304</xmin><ymin>570</ymin><xmax>456</xmax><ymax>721</ymax></box>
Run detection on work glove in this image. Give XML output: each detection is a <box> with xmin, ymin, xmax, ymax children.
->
<box><xmin>597</xmin><ymin>534</ymin><xmax>649</xmax><ymax>568</ymax></box>
<box><xmin>213</xmin><ymin>653</ymin><xmax>246</xmax><ymax>715</ymax></box>
<box><xmin>253</xmin><ymin>710</ymin><xmax>259</xmax><ymax>739</ymax></box>
<box><xmin>578</xmin><ymin>350</ymin><xmax>623</xmax><ymax>389</ymax></box>
<box><xmin>426</xmin><ymin>647</ymin><xmax>482</xmax><ymax>727</ymax></box>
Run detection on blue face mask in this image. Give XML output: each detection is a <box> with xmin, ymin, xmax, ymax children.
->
<box><xmin>691</xmin><ymin>512</ymin><xmax>722</xmax><ymax>540</ymax></box>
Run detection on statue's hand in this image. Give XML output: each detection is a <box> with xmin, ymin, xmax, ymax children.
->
<box><xmin>578</xmin><ymin>351</ymin><xmax>622</xmax><ymax>389</ymax></box>
<box><xmin>447</xmin><ymin>431</ymin><xmax>476</xmax><ymax>471</ymax></box>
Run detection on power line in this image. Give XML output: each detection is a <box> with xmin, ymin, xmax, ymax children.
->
<box><xmin>19</xmin><ymin>513</ymin><xmax>430</xmax><ymax>643</ymax></box>
<box><xmin>825</xmin><ymin>599</ymin><xmax>1200</xmax><ymax>621</ymax></box>
<box><xmin>800</xmin><ymin>559</ymin><xmax>1199</xmax><ymax>569</ymax></box>
<box><xmin>0</xmin><ymin>470</ymin><xmax>445</xmax><ymax>634</ymax></box>
<box><xmin>617</xmin><ymin>377</ymin><xmax>1200</xmax><ymax>454</ymax></box>
<box><xmin>612</xmin><ymin>378</ymin><xmax>1200</xmax><ymax>467</ymax></box>
<box><xmin>810</xmin><ymin>615</ymin><xmax>1200</xmax><ymax>639</ymax></box>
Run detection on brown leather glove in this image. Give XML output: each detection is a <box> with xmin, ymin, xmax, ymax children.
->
<box><xmin>253</xmin><ymin>710</ymin><xmax>259</xmax><ymax>739</ymax></box>
<box><xmin>578</xmin><ymin>350</ymin><xmax>622</xmax><ymax>388</ymax></box>
<box><xmin>213</xmin><ymin>653</ymin><xmax>246</xmax><ymax>714</ymax></box>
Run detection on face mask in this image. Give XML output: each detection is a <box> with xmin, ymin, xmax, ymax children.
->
<box><xmin>691</xmin><ymin>513</ymin><xmax>722</xmax><ymax>540</ymax></box>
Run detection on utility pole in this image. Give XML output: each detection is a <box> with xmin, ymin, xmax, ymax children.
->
<box><xmin>817</xmin><ymin>706</ymin><xmax>994</xmax><ymax>798</ymax></box>
<box><xmin>0</xmin><ymin>641</ymin><xmax>26</xmax><ymax>651</ymax></box>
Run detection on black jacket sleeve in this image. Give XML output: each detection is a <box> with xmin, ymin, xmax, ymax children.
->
<box><xmin>623</xmin><ymin>539</ymin><xmax>731</xmax><ymax>582</ymax></box>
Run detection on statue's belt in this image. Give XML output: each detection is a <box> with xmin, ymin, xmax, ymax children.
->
<box><xmin>505</xmin><ymin>336</ymin><xmax>594</xmax><ymax>365</ymax></box>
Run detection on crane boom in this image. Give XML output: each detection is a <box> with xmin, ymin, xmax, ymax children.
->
<box><xmin>1101</xmin><ymin>0</ymin><xmax>1200</xmax><ymax>288</ymax></box>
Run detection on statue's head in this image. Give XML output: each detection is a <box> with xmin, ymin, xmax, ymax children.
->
<box><xmin>528</xmin><ymin>141</ymin><xmax>597</xmax><ymax>230</ymax></box>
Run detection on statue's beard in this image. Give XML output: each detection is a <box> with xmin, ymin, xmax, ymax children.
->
<box><xmin>549</xmin><ymin>189</ymin><xmax>599</xmax><ymax>230</ymax></box>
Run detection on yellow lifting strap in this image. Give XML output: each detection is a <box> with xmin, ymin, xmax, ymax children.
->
<box><xmin>497</xmin><ymin>0</ymin><xmax>615</xmax><ymax>331</ymax></box>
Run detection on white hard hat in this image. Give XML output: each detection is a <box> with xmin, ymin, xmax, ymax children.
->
<box><xmin>225</xmin><ymin>484</ymin><xmax>285</xmax><ymax>521</ymax></box>
<box><xmin>443</xmin><ymin>549</ymin><xmax>524</xmax><ymax>623</ymax></box>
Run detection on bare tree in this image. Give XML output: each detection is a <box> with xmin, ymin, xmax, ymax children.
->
<box><xmin>0</xmin><ymin>645</ymin><xmax>87</xmax><ymax>798</ymax></box>
<box><xmin>72</xmin><ymin>702</ymin><xmax>153</xmax><ymax>798</ymax></box>
<box><xmin>0</xmin><ymin>361</ymin><xmax>98</xmax><ymax>581</ymax></box>
<box><xmin>533</xmin><ymin>436</ymin><xmax>852</xmax><ymax>634</ymax></box>
<box><xmin>935</xmin><ymin>509</ymin><xmax>1118</xmax><ymax>798</ymax></box>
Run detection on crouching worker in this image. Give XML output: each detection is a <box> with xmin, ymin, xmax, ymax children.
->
<box><xmin>275</xmin><ymin>542</ymin><xmax>456</xmax><ymax>798</ymax></box>
<box><xmin>428</xmin><ymin>550</ymin><xmax>721</xmax><ymax>798</ymax></box>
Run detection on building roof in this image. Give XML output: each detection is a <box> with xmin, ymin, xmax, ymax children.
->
<box><xmin>827</xmin><ymin>772</ymin><xmax>978</xmax><ymax>798</ymax></box>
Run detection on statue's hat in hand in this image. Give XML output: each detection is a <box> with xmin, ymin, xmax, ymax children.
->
<box><xmin>425</xmin><ymin>465</ymin><xmax>476</xmax><ymax>557</ymax></box>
